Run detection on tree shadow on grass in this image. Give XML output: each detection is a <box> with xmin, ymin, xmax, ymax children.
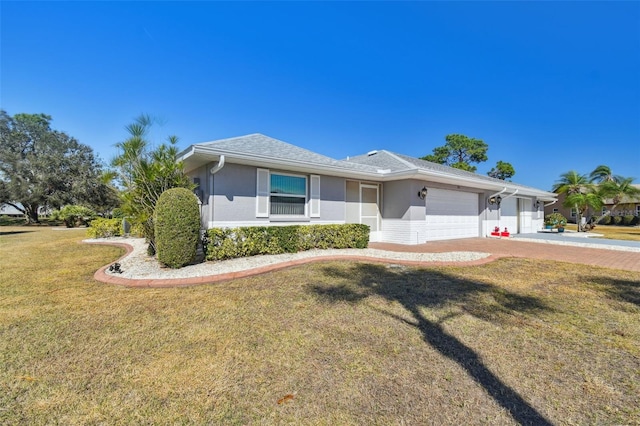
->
<box><xmin>311</xmin><ymin>263</ymin><xmax>553</xmax><ymax>426</ymax></box>
<box><xmin>587</xmin><ymin>276</ymin><xmax>640</xmax><ymax>307</ymax></box>
<box><xmin>0</xmin><ymin>230</ymin><xmax>33</xmax><ymax>236</ymax></box>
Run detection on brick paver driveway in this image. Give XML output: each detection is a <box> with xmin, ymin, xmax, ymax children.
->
<box><xmin>370</xmin><ymin>238</ymin><xmax>640</xmax><ymax>273</ymax></box>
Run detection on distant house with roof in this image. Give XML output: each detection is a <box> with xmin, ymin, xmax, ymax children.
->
<box><xmin>545</xmin><ymin>184</ymin><xmax>640</xmax><ymax>223</ymax></box>
<box><xmin>178</xmin><ymin>134</ymin><xmax>556</xmax><ymax>245</ymax></box>
<box><xmin>0</xmin><ymin>204</ymin><xmax>23</xmax><ymax>217</ymax></box>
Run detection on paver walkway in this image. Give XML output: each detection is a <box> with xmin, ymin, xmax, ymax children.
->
<box><xmin>370</xmin><ymin>238</ymin><xmax>640</xmax><ymax>273</ymax></box>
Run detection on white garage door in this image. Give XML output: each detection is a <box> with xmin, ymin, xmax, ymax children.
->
<box><xmin>425</xmin><ymin>188</ymin><xmax>479</xmax><ymax>241</ymax></box>
<box><xmin>500</xmin><ymin>197</ymin><xmax>518</xmax><ymax>235</ymax></box>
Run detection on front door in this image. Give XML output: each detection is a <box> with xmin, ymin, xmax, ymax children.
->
<box><xmin>360</xmin><ymin>184</ymin><xmax>380</xmax><ymax>240</ymax></box>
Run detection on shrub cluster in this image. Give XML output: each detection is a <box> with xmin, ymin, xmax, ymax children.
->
<box><xmin>206</xmin><ymin>224</ymin><xmax>370</xmax><ymax>261</ymax></box>
<box><xmin>154</xmin><ymin>188</ymin><xmax>201</xmax><ymax>269</ymax></box>
<box><xmin>51</xmin><ymin>205</ymin><xmax>97</xmax><ymax>227</ymax></box>
<box><xmin>86</xmin><ymin>218</ymin><xmax>123</xmax><ymax>238</ymax></box>
<box><xmin>597</xmin><ymin>214</ymin><xmax>640</xmax><ymax>226</ymax></box>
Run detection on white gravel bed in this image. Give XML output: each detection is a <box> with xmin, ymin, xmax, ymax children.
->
<box><xmin>84</xmin><ymin>237</ymin><xmax>491</xmax><ymax>280</ymax></box>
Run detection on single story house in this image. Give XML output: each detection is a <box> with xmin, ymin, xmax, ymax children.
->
<box><xmin>178</xmin><ymin>134</ymin><xmax>557</xmax><ymax>245</ymax></box>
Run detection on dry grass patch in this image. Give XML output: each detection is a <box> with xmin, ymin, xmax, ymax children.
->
<box><xmin>566</xmin><ymin>223</ymin><xmax>640</xmax><ymax>241</ymax></box>
<box><xmin>1</xmin><ymin>227</ymin><xmax>639</xmax><ymax>424</ymax></box>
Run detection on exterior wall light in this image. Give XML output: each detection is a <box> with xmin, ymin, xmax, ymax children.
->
<box><xmin>418</xmin><ymin>187</ymin><xmax>428</xmax><ymax>200</ymax></box>
<box><xmin>488</xmin><ymin>195</ymin><xmax>502</xmax><ymax>205</ymax></box>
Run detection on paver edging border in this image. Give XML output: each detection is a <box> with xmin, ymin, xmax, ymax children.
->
<box><xmin>87</xmin><ymin>240</ymin><xmax>502</xmax><ymax>288</ymax></box>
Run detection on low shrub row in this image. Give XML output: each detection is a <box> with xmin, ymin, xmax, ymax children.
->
<box><xmin>86</xmin><ymin>218</ymin><xmax>144</xmax><ymax>238</ymax></box>
<box><xmin>597</xmin><ymin>215</ymin><xmax>639</xmax><ymax>226</ymax></box>
<box><xmin>86</xmin><ymin>218</ymin><xmax>122</xmax><ymax>238</ymax></box>
<box><xmin>206</xmin><ymin>224</ymin><xmax>370</xmax><ymax>261</ymax></box>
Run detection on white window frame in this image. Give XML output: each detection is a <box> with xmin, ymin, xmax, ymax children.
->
<box><xmin>570</xmin><ymin>208</ymin><xmax>577</xmax><ymax>218</ymax></box>
<box><xmin>269</xmin><ymin>172</ymin><xmax>308</xmax><ymax>217</ymax></box>
<box><xmin>636</xmin><ymin>205</ymin><xmax>640</xmax><ymax>215</ymax></box>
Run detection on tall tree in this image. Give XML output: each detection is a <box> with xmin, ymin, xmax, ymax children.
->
<box><xmin>487</xmin><ymin>161</ymin><xmax>515</xmax><ymax>180</ymax></box>
<box><xmin>421</xmin><ymin>134</ymin><xmax>488</xmax><ymax>172</ymax></box>
<box><xmin>0</xmin><ymin>110</ymin><xmax>118</xmax><ymax>222</ymax></box>
<box><xmin>109</xmin><ymin>114</ymin><xmax>194</xmax><ymax>252</ymax></box>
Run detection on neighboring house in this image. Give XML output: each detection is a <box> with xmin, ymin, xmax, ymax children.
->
<box><xmin>0</xmin><ymin>204</ymin><xmax>23</xmax><ymax>217</ymax></box>
<box><xmin>546</xmin><ymin>184</ymin><xmax>640</xmax><ymax>223</ymax></box>
<box><xmin>178</xmin><ymin>134</ymin><xmax>556</xmax><ymax>245</ymax></box>
<box><xmin>0</xmin><ymin>204</ymin><xmax>51</xmax><ymax>218</ymax></box>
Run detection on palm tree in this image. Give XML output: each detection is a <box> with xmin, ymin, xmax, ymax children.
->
<box><xmin>552</xmin><ymin>171</ymin><xmax>595</xmax><ymax>231</ymax></box>
<box><xmin>110</xmin><ymin>115</ymin><xmax>194</xmax><ymax>253</ymax></box>
<box><xmin>599</xmin><ymin>177</ymin><xmax>640</xmax><ymax>217</ymax></box>
<box><xmin>564</xmin><ymin>192</ymin><xmax>603</xmax><ymax>230</ymax></box>
<box><xmin>589</xmin><ymin>165</ymin><xmax>622</xmax><ymax>184</ymax></box>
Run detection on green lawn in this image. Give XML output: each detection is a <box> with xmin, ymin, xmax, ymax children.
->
<box><xmin>1</xmin><ymin>227</ymin><xmax>639</xmax><ymax>424</ymax></box>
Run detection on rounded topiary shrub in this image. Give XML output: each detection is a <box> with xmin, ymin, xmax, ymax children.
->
<box><xmin>154</xmin><ymin>188</ymin><xmax>201</xmax><ymax>268</ymax></box>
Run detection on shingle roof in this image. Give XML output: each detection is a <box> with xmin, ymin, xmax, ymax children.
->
<box><xmin>188</xmin><ymin>133</ymin><xmax>554</xmax><ymax>196</ymax></box>
<box><xmin>346</xmin><ymin>150</ymin><xmax>552</xmax><ymax>193</ymax></box>
<box><xmin>195</xmin><ymin>133</ymin><xmax>381</xmax><ymax>173</ymax></box>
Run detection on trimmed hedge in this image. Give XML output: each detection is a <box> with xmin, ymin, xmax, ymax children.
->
<box><xmin>86</xmin><ymin>218</ymin><xmax>123</xmax><ymax>238</ymax></box>
<box><xmin>622</xmin><ymin>215</ymin><xmax>635</xmax><ymax>226</ymax></box>
<box><xmin>206</xmin><ymin>224</ymin><xmax>370</xmax><ymax>261</ymax></box>
<box><xmin>86</xmin><ymin>218</ymin><xmax>145</xmax><ymax>238</ymax></box>
<box><xmin>154</xmin><ymin>188</ymin><xmax>201</xmax><ymax>269</ymax></box>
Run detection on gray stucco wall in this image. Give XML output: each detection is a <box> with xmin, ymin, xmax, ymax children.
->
<box><xmin>194</xmin><ymin>162</ymin><xmax>347</xmax><ymax>225</ymax></box>
<box><xmin>318</xmin><ymin>175</ymin><xmax>346</xmax><ymax>222</ymax></box>
<box><xmin>382</xmin><ymin>179</ymin><xmax>428</xmax><ymax>220</ymax></box>
<box><xmin>211</xmin><ymin>163</ymin><xmax>261</xmax><ymax>222</ymax></box>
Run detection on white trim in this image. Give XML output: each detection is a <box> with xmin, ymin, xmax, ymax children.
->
<box><xmin>208</xmin><ymin>220</ymin><xmax>344</xmax><ymax>229</ymax></box>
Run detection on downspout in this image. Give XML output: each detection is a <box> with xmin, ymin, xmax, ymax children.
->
<box><xmin>500</xmin><ymin>189</ymin><xmax>518</xmax><ymax>201</ymax></box>
<box><xmin>210</xmin><ymin>155</ymin><xmax>225</xmax><ymax>175</ymax></box>
<box><xmin>209</xmin><ymin>155</ymin><xmax>226</xmax><ymax>227</ymax></box>
<box><xmin>488</xmin><ymin>187</ymin><xmax>508</xmax><ymax>200</ymax></box>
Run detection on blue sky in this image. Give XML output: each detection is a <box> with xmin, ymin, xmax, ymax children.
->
<box><xmin>2</xmin><ymin>1</ymin><xmax>639</xmax><ymax>191</ymax></box>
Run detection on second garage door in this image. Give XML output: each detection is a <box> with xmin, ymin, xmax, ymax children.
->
<box><xmin>425</xmin><ymin>188</ymin><xmax>479</xmax><ymax>241</ymax></box>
